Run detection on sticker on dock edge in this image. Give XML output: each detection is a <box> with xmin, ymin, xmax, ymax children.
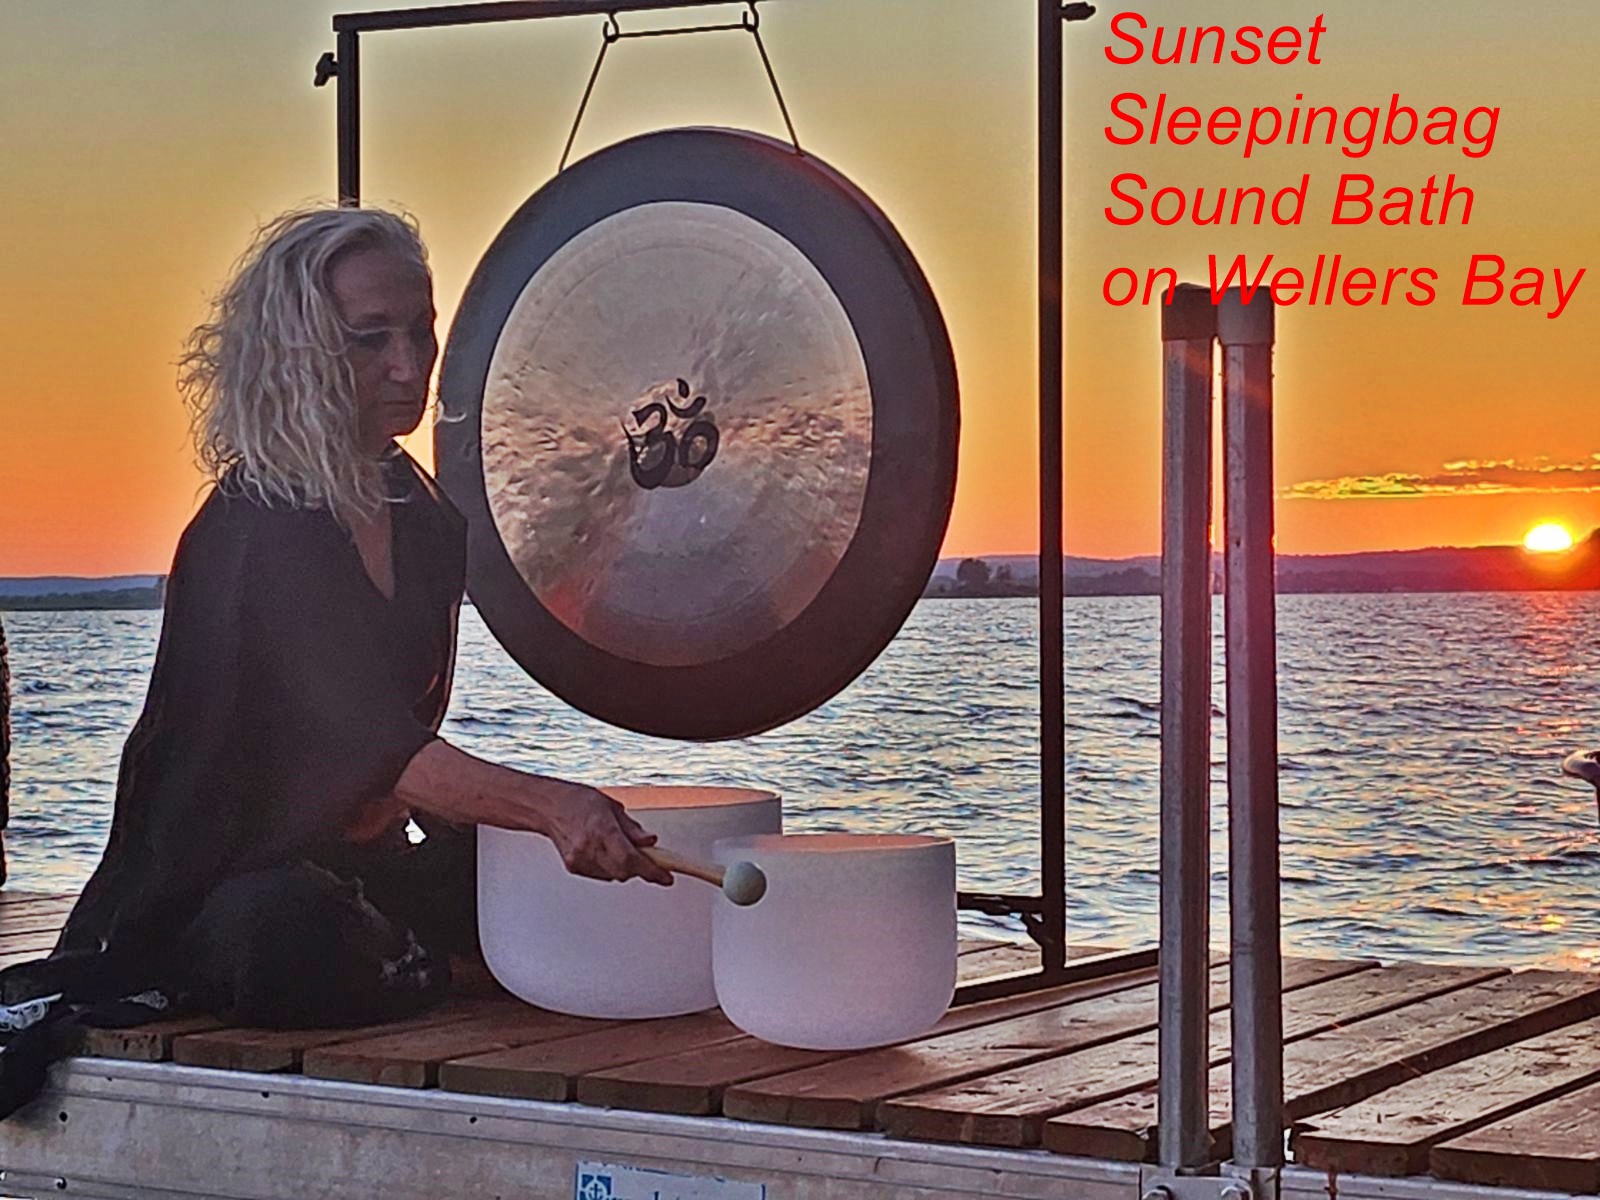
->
<box><xmin>575</xmin><ymin>1161</ymin><xmax>766</xmax><ymax>1200</ymax></box>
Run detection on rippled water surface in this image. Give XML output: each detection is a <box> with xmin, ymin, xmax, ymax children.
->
<box><xmin>7</xmin><ymin>593</ymin><xmax>1600</xmax><ymax>967</ymax></box>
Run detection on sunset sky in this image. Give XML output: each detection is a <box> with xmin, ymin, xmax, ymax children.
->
<box><xmin>2</xmin><ymin>0</ymin><xmax>1595</xmax><ymax>577</ymax></box>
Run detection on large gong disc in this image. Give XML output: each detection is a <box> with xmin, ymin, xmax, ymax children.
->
<box><xmin>437</xmin><ymin>127</ymin><xmax>958</xmax><ymax>740</ymax></box>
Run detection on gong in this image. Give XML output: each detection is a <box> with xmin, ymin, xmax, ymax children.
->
<box><xmin>437</xmin><ymin>127</ymin><xmax>958</xmax><ymax>740</ymax></box>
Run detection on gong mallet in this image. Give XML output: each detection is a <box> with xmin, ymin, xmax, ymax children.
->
<box><xmin>642</xmin><ymin>846</ymin><xmax>768</xmax><ymax>906</ymax></box>
<box><xmin>1561</xmin><ymin>750</ymin><xmax>1600</xmax><ymax>824</ymax></box>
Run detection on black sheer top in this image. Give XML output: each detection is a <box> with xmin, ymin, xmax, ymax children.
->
<box><xmin>55</xmin><ymin>448</ymin><xmax>467</xmax><ymax>978</ymax></box>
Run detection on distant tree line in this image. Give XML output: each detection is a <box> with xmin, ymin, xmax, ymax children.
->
<box><xmin>922</xmin><ymin>534</ymin><xmax>1600</xmax><ymax>599</ymax></box>
<box><xmin>0</xmin><ymin>581</ymin><xmax>166</xmax><ymax>611</ymax></box>
<box><xmin>925</xmin><ymin>558</ymin><xmax>1038</xmax><ymax>598</ymax></box>
<box><xmin>924</xmin><ymin>558</ymin><xmax>1167</xmax><ymax>598</ymax></box>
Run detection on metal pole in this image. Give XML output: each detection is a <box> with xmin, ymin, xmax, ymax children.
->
<box><xmin>1219</xmin><ymin>287</ymin><xmax>1283</xmax><ymax>1169</ymax></box>
<box><xmin>1158</xmin><ymin>284</ymin><xmax>1216</xmax><ymax>1169</ymax></box>
<box><xmin>1036</xmin><ymin>0</ymin><xmax>1066</xmax><ymax>972</ymax></box>
<box><xmin>336</xmin><ymin>28</ymin><xmax>361</xmax><ymax>206</ymax></box>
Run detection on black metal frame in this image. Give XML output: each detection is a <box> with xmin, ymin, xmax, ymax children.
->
<box><xmin>315</xmin><ymin>0</ymin><xmax>1152</xmax><ymax>1005</ymax></box>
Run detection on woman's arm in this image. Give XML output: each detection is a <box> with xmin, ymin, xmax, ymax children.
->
<box><xmin>393</xmin><ymin>740</ymin><xmax>674</xmax><ymax>886</ymax></box>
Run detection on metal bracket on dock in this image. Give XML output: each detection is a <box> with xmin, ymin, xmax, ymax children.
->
<box><xmin>1140</xmin><ymin>1165</ymin><xmax>1281</xmax><ymax>1200</ymax></box>
<box><xmin>955</xmin><ymin>890</ymin><xmax>1049</xmax><ymax>949</ymax></box>
<box><xmin>1221</xmin><ymin>1164</ymin><xmax>1281</xmax><ymax>1200</ymax></box>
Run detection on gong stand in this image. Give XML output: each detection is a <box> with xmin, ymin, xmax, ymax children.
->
<box><xmin>313</xmin><ymin>0</ymin><xmax>1151</xmax><ymax>1006</ymax></box>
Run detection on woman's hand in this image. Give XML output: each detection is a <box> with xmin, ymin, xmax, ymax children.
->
<box><xmin>393</xmin><ymin>740</ymin><xmax>674</xmax><ymax>886</ymax></box>
<box><xmin>538</xmin><ymin>781</ymin><xmax>674</xmax><ymax>886</ymax></box>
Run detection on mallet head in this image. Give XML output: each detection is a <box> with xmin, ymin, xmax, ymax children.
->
<box><xmin>722</xmin><ymin>860</ymin><xmax>768</xmax><ymax>906</ymax></box>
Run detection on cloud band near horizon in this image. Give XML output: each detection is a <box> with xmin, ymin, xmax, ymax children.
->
<box><xmin>1283</xmin><ymin>455</ymin><xmax>1600</xmax><ymax>500</ymax></box>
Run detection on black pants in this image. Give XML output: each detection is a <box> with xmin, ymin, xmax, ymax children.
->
<box><xmin>0</xmin><ymin>829</ymin><xmax>478</xmax><ymax>1121</ymax></box>
<box><xmin>167</xmin><ymin>827</ymin><xmax>477</xmax><ymax>1029</ymax></box>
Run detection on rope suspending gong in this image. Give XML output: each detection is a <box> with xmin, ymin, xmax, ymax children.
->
<box><xmin>559</xmin><ymin>2</ymin><xmax>801</xmax><ymax>174</ymax></box>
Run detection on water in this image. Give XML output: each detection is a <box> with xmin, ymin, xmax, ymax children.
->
<box><xmin>6</xmin><ymin>592</ymin><xmax>1600</xmax><ymax>968</ymax></box>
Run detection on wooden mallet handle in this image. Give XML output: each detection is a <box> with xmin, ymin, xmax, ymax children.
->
<box><xmin>642</xmin><ymin>846</ymin><xmax>723</xmax><ymax>888</ymax></box>
<box><xmin>642</xmin><ymin>846</ymin><xmax>767</xmax><ymax>905</ymax></box>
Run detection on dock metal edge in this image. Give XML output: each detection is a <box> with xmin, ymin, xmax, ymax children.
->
<box><xmin>1</xmin><ymin>1058</ymin><xmax>1588</xmax><ymax>1200</ymax></box>
<box><xmin>4</xmin><ymin>1056</ymin><xmax>1138</xmax><ymax>1200</ymax></box>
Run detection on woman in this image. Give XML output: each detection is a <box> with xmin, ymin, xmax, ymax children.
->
<box><xmin>0</xmin><ymin>206</ymin><xmax>671</xmax><ymax>1035</ymax></box>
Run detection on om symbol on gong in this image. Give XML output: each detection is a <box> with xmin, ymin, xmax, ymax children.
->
<box><xmin>622</xmin><ymin>377</ymin><xmax>721</xmax><ymax>491</ymax></box>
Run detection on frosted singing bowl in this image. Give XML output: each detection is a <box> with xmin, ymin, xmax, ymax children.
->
<box><xmin>712</xmin><ymin>834</ymin><xmax>957</xmax><ymax>1049</ymax></box>
<box><xmin>478</xmin><ymin>786</ymin><xmax>781</xmax><ymax>1018</ymax></box>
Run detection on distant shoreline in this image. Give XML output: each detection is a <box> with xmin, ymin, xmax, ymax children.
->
<box><xmin>927</xmin><ymin>539</ymin><xmax>1600</xmax><ymax>599</ymax></box>
<box><xmin>0</xmin><ymin>586</ymin><xmax>164</xmax><ymax>612</ymax></box>
<box><xmin>923</xmin><ymin>582</ymin><xmax>1600</xmax><ymax>600</ymax></box>
<box><xmin>5</xmin><ymin>584</ymin><xmax>1600</xmax><ymax>614</ymax></box>
<box><xmin>3</xmin><ymin>536</ymin><xmax>1596</xmax><ymax>611</ymax></box>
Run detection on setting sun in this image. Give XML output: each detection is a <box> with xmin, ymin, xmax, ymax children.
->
<box><xmin>1523</xmin><ymin>523</ymin><xmax>1575</xmax><ymax>554</ymax></box>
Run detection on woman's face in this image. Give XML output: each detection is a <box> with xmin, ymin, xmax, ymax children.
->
<box><xmin>329</xmin><ymin>246</ymin><xmax>439</xmax><ymax>455</ymax></box>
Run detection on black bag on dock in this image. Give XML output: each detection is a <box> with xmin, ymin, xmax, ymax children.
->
<box><xmin>0</xmin><ymin>951</ymin><xmax>174</xmax><ymax>1121</ymax></box>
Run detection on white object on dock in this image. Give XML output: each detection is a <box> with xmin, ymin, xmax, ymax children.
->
<box><xmin>711</xmin><ymin>833</ymin><xmax>957</xmax><ymax>1050</ymax></box>
<box><xmin>478</xmin><ymin>786</ymin><xmax>780</xmax><ymax>1019</ymax></box>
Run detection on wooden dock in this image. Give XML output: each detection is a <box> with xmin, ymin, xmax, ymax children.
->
<box><xmin>3</xmin><ymin>888</ymin><xmax>1600</xmax><ymax>1198</ymax></box>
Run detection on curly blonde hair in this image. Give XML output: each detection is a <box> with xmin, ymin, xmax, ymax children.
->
<box><xmin>178</xmin><ymin>205</ymin><xmax>431</xmax><ymax>526</ymax></box>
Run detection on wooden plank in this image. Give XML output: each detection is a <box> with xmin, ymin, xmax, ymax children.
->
<box><xmin>0</xmin><ymin>897</ymin><xmax>74</xmax><ymax>957</ymax></box>
<box><xmin>578</xmin><ymin>1033</ymin><xmax>835</xmax><ymax>1116</ymax></box>
<box><xmin>0</xmin><ymin>925</ymin><xmax>73</xmax><ymax>946</ymax></box>
<box><xmin>718</xmin><ymin>958</ymin><xmax>1310</xmax><ymax>1132</ymax></box>
<box><xmin>609</xmin><ymin>957</ymin><xmax>1369</xmax><ymax>1127</ymax></box>
<box><xmin>884</xmin><ymin>1026</ymin><xmax>1164</xmax><ymax>1147</ymax></box>
<box><xmin>0</xmin><ymin>907</ymin><xmax>70</xmax><ymax>934</ymax></box>
<box><xmin>0</xmin><ymin>929</ymin><xmax>65</xmax><ymax>956</ymax></box>
<box><xmin>302</xmin><ymin>1004</ymin><xmax>616</xmax><ymax>1088</ymax></box>
<box><xmin>1430</xmin><ymin>1078</ymin><xmax>1600</xmax><ymax>1193</ymax></box>
<box><xmin>73</xmin><ymin>956</ymin><xmax>505</xmax><ymax>1071</ymax></box>
<box><xmin>1059</xmin><ymin>942</ymin><xmax>1137</xmax><ymax>963</ymax></box>
<box><xmin>1293</xmin><ymin>1014</ymin><xmax>1600</xmax><ymax>1175</ymax></box>
<box><xmin>71</xmin><ymin>1014</ymin><xmax>226</xmax><ymax>1062</ymax></box>
<box><xmin>0</xmin><ymin>905</ymin><xmax>74</xmax><ymax>927</ymax></box>
<box><xmin>0</xmin><ymin>895</ymin><xmax>88</xmax><ymax>970</ymax></box>
<box><xmin>0</xmin><ymin>895</ymin><xmax>75</xmax><ymax>908</ymax></box>
<box><xmin>173</xmin><ymin>997</ymin><xmax>524</xmax><ymax>1073</ymax></box>
<box><xmin>572</xmin><ymin>976</ymin><xmax>1156</xmax><ymax>1118</ymax></box>
<box><xmin>0</xmin><ymin>906</ymin><xmax>76</xmax><ymax>928</ymax></box>
<box><xmin>724</xmin><ymin>955</ymin><xmax>1389</xmax><ymax>1133</ymax></box>
<box><xmin>0</xmin><ymin>948</ymin><xmax>53</xmax><ymax>970</ymax></box>
<box><xmin>957</xmin><ymin>944</ymin><xmax>1049</xmax><ymax>982</ymax></box>
<box><xmin>956</xmin><ymin>939</ymin><xmax>1134</xmax><ymax>983</ymax></box>
<box><xmin>885</xmin><ymin>961</ymin><xmax>1498</xmax><ymax>1149</ymax></box>
<box><xmin>438</xmin><ymin>1009</ymin><xmax>748</xmax><ymax>1101</ymax></box>
<box><xmin>1042</xmin><ymin>968</ymin><xmax>1600</xmax><ymax>1162</ymax></box>
<box><xmin>569</xmin><ymin>953</ymin><xmax>1254</xmax><ymax>1126</ymax></box>
<box><xmin>572</xmin><ymin>962</ymin><xmax>1168</xmax><ymax>1117</ymax></box>
<box><xmin>955</xmin><ymin>938</ymin><xmax>1123</xmax><ymax>957</ymax></box>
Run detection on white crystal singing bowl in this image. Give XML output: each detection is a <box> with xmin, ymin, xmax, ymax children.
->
<box><xmin>478</xmin><ymin>786</ymin><xmax>781</xmax><ymax>1018</ymax></box>
<box><xmin>711</xmin><ymin>833</ymin><xmax>957</xmax><ymax>1049</ymax></box>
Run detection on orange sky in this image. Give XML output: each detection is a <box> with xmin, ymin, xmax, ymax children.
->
<box><xmin>2</xmin><ymin>0</ymin><xmax>1595</xmax><ymax>576</ymax></box>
